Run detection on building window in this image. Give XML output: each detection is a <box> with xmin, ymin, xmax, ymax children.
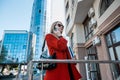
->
<box><xmin>65</xmin><ymin>1</ymin><xmax>69</xmax><ymax>14</ymax></box>
<box><xmin>39</xmin><ymin>9</ymin><xmax>41</xmax><ymax>13</ymax></box>
<box><xmin>100</xmin><ymin>0</ymin><xmax>114</xmax><ymax>16</ymax></box>
<box><xmin>70</xmin><ymin>33</ymin><xmax>74</xmax><ymax>48</ymax></box>
<box><xmin>72</xmin><ymin>0</ymin><xmax>74</xmax><ymax>6</ymax></box>
<box><xmin>105</xmin><ymin>24</ymin><xmax>120</xmax><ymax>79</ymax></box>
<box><xmin>84</xmin><ymin>16</ymin><xmax>94</xmax><ymax>41</ymax></box>
<box><xmin>66</xmin><ymin>15</ymin><xmax>70</xmax><ymax>26</ymax></box>
<box><xmin>87</xmin><ymin>46</ymin><xmax>101</xmax><ymax>80</ymax></box>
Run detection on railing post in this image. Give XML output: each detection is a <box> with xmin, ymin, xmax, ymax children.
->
<box><xmin>40</xmin><ymin>62</ymin><xmax>43</xmax><ymax>80</ymax></box>
<box><xmin>28</xmin><ymin>60</ymin><xmax>33</xmax><ymax>80</ymax></box>
<box><xmin>16</xmin><ymin>64</ymin><xmax>21</xmax><ymax>80</ymax></box>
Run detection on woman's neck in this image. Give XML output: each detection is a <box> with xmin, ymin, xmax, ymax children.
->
<box><xmin>51</xmin><ymin>33</ymin><xmax>60</xmax><ymax>39</ymax></box>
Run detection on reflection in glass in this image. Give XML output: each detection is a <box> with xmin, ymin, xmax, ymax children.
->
<box><xmin>91</xmin><ymin>72</ymin><xmax>98</xmax><ymax>80</ymax></box>
<box><xmin>88</xmin><ymin>56</ymin><xmax>96</xmax><ymax>60</ymax></box>
<box><xmin>106</xmin><ymin>26</ymin><xmax>120</xmax><ymax>79</ymax></box>
<box><xmin>115</xmin><ymin>46</ymin><xmax>120</xmax><ymax>60</ymax></box>
<box><xmin>106</xmin><ymin>34</ymin><xmax>112</xmax><ymax>46</ymax></box>
<box><xmin>0</xmin><ymin>32</ymin><xmax>29</xmax><ymax>63</ymax></box>
<box><xmin>88</xmin><ymin>63</ymin><xmax>97</xmax><ymax>71</ymax></box>
<box><xmin>111</xmin><ymin>64</ymin><xmax>120</xmax><ymax>79</ymax></box>
<box><xmin>111</xmin><ymin>27</ymin><xmax>120</xmax><ymax>43</ymax></box>
<box><xmin>108</xmin><ymin>47</ymin><xmax>115</xmax><ymax>60</ymax></box>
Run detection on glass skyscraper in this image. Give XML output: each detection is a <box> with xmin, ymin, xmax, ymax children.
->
<box><xmin>0</xmin><ymin>30</ymin><xmax>32</xmax><ymax>64</ymax></box>
<box><xmin>30</xmin><ymin>0</ymin><xmax>47</xmax><ymax>60</ymax></box>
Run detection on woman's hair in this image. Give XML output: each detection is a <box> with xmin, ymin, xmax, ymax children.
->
<box><xmin>50</xmin><ymin>21</ymin><xmax>63</xmax><ymax>33</ymax></box>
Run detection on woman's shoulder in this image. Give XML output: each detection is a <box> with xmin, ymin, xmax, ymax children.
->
<box><xmin>45</xmin><ymin>33</ymin><xmax>59</xmax><ymax>40</ymax></box>
<box><xmin>45</xmin><ymin>33</ymin><xmax>55</xmax><ymax>39</ymax></box>
<box><xmin>45</xmin><ymin>33</ymin><xmax>53</xmax><ymax>37</ymax></box>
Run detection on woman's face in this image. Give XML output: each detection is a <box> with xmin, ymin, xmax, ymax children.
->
<box><xmin>54</xmin><ymin>22</ymin><xmax>64</xmax><ymax>33</ymax></box>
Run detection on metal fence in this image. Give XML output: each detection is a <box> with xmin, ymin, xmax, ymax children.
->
<box><xmin>27</xmin><ymin>59</ymin><xmax>120</xmax><ymax>80</ymax></box>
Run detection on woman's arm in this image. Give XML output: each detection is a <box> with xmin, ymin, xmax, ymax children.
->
<box><xmin>45</xmin><ymin>34</ymin><xmax>67</xmax><ymax>51</ymax></box>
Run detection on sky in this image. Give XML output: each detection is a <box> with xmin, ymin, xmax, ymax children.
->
<box><xmin>0</xmin><ymin>0</ymin><xmax>34</xmax><ymax>40</ymax></box>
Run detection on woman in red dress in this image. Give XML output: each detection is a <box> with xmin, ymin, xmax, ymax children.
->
<box><xmin>44</xmin><ymin>21</ymin><xmax>82</xmax><ymax>80</ymax></box>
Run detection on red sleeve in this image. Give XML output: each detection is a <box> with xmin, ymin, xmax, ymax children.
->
<box><xmin>45</xmin><ymin>34</ymin><xmax>68</xmax><ymax>51</ymax></box>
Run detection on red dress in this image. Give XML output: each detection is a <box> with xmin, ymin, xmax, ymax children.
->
<box><xmin>44</xmin><ymin>34</ymin><xmax>82</xmax><ymax>80</ymax></box>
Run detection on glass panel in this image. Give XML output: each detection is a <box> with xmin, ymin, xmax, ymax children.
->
<box><xmin>106</xmin><ymin>34</ymin><xmax>112</xmax><ymax>46</ymax></box>
<box><xmin>100</xmin><ymin>0</ymin><xmax>114</xmax><ymax>16</ymax></box>
<box><xmin>111</xmin><ymin>64</ymin><xmax>120</xmax><ymax>79</ymax></box>
<box><xmin>88</xmin><ymin>47</ymin><xmax>96</xmax><ymax>54</ymax></box>
<box><xmin>111</xmin><ymin>27</ymin><xmax>120</xmax><ymax>43</ymax></box>
<box><xmin>89</xmin><ymin>48</ymin><xmax>92</xmax><ymax>54</ymax></box>
<box><xmin>90</xmin><ymin>72</ymin><xmax>99</xmax><ymax>80</ymax></box>
<box><xmin>65</xmin><ymin>1</ymin><xmax>69</xmax><ymax>12</ymax></box>
<box><xmin>84</xmin><ymin>26</ymin><xmax>88</xmax><ymax>37</ymax></box>
<box><xmin>89</xmin><ymin>63</ymin><xmax>97</xmax><ymax>71</ymax></box>
<box><xmin>108</xmin><ymin>47</ymin><xmax>115</xmax><ymax>60</ymax></box>
<box><xmin>88</xmin><ymin>55</ymin><xmax>96</xmax><ymax>60</ymax></box>
<box><xmin>91</xmin><ymin>47</ymin><xmax>96</xmax><ymax>54</ymax></box>
<box><xmin>88</xmin><ymin>72</ymin><xmax>91</xmax><ymax>79</ymax></box>
<box><xmin>115</xmin><ymin>46</ymin><xmax>120</xmax><ymax>60</ymax></box>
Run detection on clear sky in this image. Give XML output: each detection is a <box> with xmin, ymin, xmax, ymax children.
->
<box><xmin>0</xmin><ymin>0</ymin><xmax>34</xmax><ymax>40</ymax></box>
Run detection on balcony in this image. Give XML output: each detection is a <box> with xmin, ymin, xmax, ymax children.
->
<box><xmin>75</xmin><ymin>0</ymin><xmax>94</xmax><ymax>23</ymax></box>
<box><xmin>66</xmin><ymin>0</ymin><xmax>94</xmax><ymax>36</ymax></box>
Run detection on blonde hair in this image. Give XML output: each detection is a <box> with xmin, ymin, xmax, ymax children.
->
<box><xmin>50</xmin><ymin>21</ymin><xmax>63</xmax><ymax>33</ymax></box>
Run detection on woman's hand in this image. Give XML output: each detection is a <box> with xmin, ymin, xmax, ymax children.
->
<box><xmin>53</xmin><ymin>28</ymin><xmax>62</xmax><ymax>37</ymax></box>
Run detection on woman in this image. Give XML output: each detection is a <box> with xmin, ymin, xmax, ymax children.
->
<box><xmin>44</xmin><ymin>21</ymin><xmax>82</xmax><ymax>80</ymax></box>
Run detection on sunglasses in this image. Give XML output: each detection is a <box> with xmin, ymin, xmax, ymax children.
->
<box><xmin>56</xmin><ymin>24</ymin><xmax>64</xmax><ymax>28</ymax></box>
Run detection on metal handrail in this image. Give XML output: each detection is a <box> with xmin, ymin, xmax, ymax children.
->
<box><xmin>32</xmin><ymin>59</ymin><xmax>120</xmax><ymax>64</ymax></box>
<box><xmin>28</xmin><ymin>59</ymin><xmax>120</xmax><ymax>80</ymax></box>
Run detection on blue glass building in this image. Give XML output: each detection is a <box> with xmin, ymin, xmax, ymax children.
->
<box><xmin>30</xmin><ymin>0</ymin><xmax>47</xmax><ymax>60</ymax></box>
<box><xmin>0</xmin><ymin>30</ymin><xmax>32</xmax><ymax>64</ymax></box>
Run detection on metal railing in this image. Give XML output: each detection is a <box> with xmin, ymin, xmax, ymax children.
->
<box><xmin>28</xmin><ymin>59</ymin><xmax>120</xmax><ymax>80</ymax></box>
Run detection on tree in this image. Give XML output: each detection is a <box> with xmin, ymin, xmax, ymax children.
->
<box><xmin>0</xmin><ymin>46</ymin><xmax>7</xmax><ymax>63</ymax></box>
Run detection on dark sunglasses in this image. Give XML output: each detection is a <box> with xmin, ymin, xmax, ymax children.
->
<box><xmin>56</xmin><ymin>24</ymin><xmax>64</xmax><ymax>27</ymax></box>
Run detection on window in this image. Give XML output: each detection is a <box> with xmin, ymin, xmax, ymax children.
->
<box><xmin>37</xmin><ymin>27</ymin><xmax>40</xmax><ymax>32</ymax></box>
<box><xmin>100</xmin><ymin>0</ymin><xmax>114</xmax><ymax>16</ymax></box>
<box><xmin>106</xmin><ymin>24</ymin><xmax>120</xmax><ymax>79</ymax></box>
<box><xmin>72</xmin><ymin>0</ymin><xmax>74</xmax><ymax>6</ymax></box>
<box><xmin>65</xmin><ymin>1</ymin><xmax>69</xmax><ymax>14</ymax></box>
<box><xmin>66</xmin><ymin>15</ymin><xmax>70</xmax><ymax>26</ymax></box>
<box><xmin>106</xmin><ymin>34</ymin><xmax>112</xmax><ymax>46</ymax></box>
<box><xmin>87</xmin><ymin>46</ymin><xmax>101</xmax><ymax>80</ymax></box>
<box><xmin>23</xmin><ymin>45</ymin><xmax>26</xmax><ymax>49</ymax></box>
<box><xmin>39</xmin><ymin>9</ymin><xmax>41</xmax><ymax>13</ymax></box>
<box><xmin>111</xmin><ymin>28</ymin><xmax>120</xmax><ymax>44</ymax></box>
<box><xmin>84</xmin><ymin>16</ymin><xmax>94</xmax><ymax>41</ymax></box>
<box><xmin>70</xmin><ymin>33</ymin><xmax>74</xmax><ymax>48</ymax></box>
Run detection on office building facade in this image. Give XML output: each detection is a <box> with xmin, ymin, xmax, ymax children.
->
<box><xmin>0</xmin><ymin>30</ymin><xmax>32</xmax><ymax>64</ymax></box>
<box><xmin>64</xmin><ymin>0</ymin><xmax>120</xmax><ymax>80</ymax></box>
<box><xmin>30</xmin><ymin>0</ymin><xmax>47</xmax><ymax>60</ymax></box>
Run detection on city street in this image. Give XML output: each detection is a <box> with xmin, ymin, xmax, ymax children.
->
<box><xmin>0</xmin><ymin>0</ymin><xmax>120</xmax><ymax>80</ymax></box>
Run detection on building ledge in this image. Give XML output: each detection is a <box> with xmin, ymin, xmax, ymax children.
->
<box><xmin>75</xmin><ymin>0</ymin><xmax>94</xmax><ymax>23</ymax></box>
